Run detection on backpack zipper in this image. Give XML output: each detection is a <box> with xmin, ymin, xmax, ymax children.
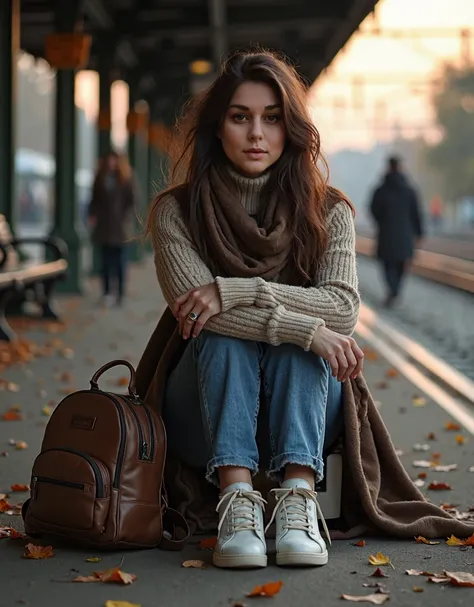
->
<box><xmin>39</xmin><ymin>448</ymin><xmax>105</xmax><ymax>497</ymax></box>
<box><xmin>55</xmin><ymin>389</ymin><xmax>127</xmax><ymax>491</ymax></box>
<box><xmin>33</xmin><ymin>476</ymin><xmax>85</xmax><ymax>491</ymax></box>
<box><xmin>124</xmin><ymin>395</ymin><xmax>155</xmax><ymax>462</ymax></box>
<box><xmin>120</xmin><ymin>396</ymin><xmax>148</xmax><ymax>461</ymax></box>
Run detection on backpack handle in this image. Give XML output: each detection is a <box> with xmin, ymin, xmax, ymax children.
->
<box><xmin>90</xmin><ymin>359</ymin><xmax>139</xmax><ymax>399</ymax></box>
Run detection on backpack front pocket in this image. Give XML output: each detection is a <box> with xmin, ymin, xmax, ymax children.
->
<box><xmin>29</xmin><ymin>448</ymin><xmax>110</xmax><ymax>534</ymax></box>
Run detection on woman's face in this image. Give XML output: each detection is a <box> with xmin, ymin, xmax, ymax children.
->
<box><xmin>219</xmin><ymin>81</ymin><xmax>285</xmax><ymax>177</ymax></box>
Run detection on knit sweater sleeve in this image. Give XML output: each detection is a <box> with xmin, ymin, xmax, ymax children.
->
<box><xmin>151</xmin><ymin>195</ymin><xmax>323</xmax><ymax>351</ymax></box>
<box><xmin>215</xmin><ymin>202</ymin><xmax>360</xmax><ymax>335</ymax></box>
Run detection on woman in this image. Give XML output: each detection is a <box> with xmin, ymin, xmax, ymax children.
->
<box><xmin>89</xmin><ymin>151</ymin><xmax>137</xmax><ymax>306</ymax></box>
<box><xmin>145</xmin><ymin>51</ymin><xmax>363</xmax><ymax>569</ymax></box>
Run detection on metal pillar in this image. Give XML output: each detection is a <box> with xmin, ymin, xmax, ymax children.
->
<box><xmin>127</xmin><ymin>87</ymin><xmax>145</xmax><ymax>263</ymax></box>
<box><xmin>91</xmin><ymin>62</ymin><xmax>112</xmax><ymax>275</ymax></box>
<box><xmin>0</xmin><ymin>0</ymin><xmax>19</xmax><ymax>229</ymax></box>
<box><xmin>209</xmin><ymin>0</ymin><xmax>227</xmax><ymax>67</ymax></box>
<box><xmin>49</xmin><ymin>1</ymin><xmax>85</xmax><ymax>293</ymax></box>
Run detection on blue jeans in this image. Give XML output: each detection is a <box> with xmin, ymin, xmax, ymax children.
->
<box><xmin>163</xmin><ymin>331</ymin><xmax>343</xmax><ymax>487</ymax></box>
<box><xmin>101</xmin><ymin>245</ymin><xmax>127</xmax><ymax>299</ymax></box>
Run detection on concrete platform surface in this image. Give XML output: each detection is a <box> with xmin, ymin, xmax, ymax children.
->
<box><xmin>1</xmin><ymin>258</ymin><xmax>473</xmax><ymax>607</ymax></box>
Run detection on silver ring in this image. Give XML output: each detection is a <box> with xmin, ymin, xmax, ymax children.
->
<box><xmin>187</xmin><ymin>311</ymin><xmax>199</xmax><ymax>322</ymax></box>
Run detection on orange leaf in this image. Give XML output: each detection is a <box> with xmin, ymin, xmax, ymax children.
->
<box><xmin>2</xmin><ymin>409</ymin><xmax>23</xmax><ymax>421</ymax></box>
<box><xmin>354</xmin><ymin>540</ymin><xmax>366</xmax><ymax>547</ymax></box>
<box><xmin>444</xmin><ymin>571</ymin><xmax>474</xmax><ymax>587</ymax></box>
<box><xmin>23</xmin><ymin>543</ymin><xmax>55</xmax><ymax>559</ymax></box>
<box><xmin>96</xmin><ymin>567</ymin><xmax>137</xmax><ymax>585</ymax></box>
<box><xmin>10</xmin><ymin>484</ymin><xmax>29</xmax><ymax>492</ymax></box>
<box><xmin>445</xmin><ymin>421</ymin><xmax>461</xmax><ymax>431</ymax></box>
<box><xmin>455</xmin><ymin>435</ymin><xmax>466</xmax><ymax>445</ymax></box>
<box><xmin>117</xmin><ymin>377</ymin><xmax>128</xmax><ymax>386</ymax></box>
<box><xmin>247</xmin><ymin>581</ymin><xmax>283</xmax><ymax>597</ymax></box>
<box><xmin>72</xmin><ymin>575</ymin><xmax>100</xmax><ymax>583</ymax></box>
<box><xmin>464</xmin><ymin>534</ymin><xmax>474</xmax><ymax>546</ymax></box>
<box><xmin>428</xmin><ymin>482</ymin><xmax>451</xmax><ymax>491</ymax></box>
<box><xmin>0</xmin><ymin>499</ymin><xmax>13</xmax><ymax>512</ymax></box>
<box><xmin>198</xmin><ymin>536</ymin><xmax>217</xmax><ymax>550</ymax></box>
<box><xmin>385</xmin><ymin>367</ymin><xmax>399</xmax><ymax>378</ymax></box>
<box><xmin>427</xmin><ymin>432</ymin><xmax>436</xmax><ymax>440</ymax></box>
<box><xmin>418</xmin><ymin>472</ymin><xmax>427</xmax><ymax>479</ymax></box>
<box><xmin>0</xmin><ymin>526</ymin><xmax>25</xmax><ymax>539</ymax></box>
<box><xmin>415</xmin><ymin>536</ymin><xmax>440</xmax><ymax>545</ymax></box>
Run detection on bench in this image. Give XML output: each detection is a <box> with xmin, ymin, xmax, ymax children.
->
<box><xmin>0</xmin><ymin>214</ymin><xmax>68</xmax><ymax>341</ymax></box>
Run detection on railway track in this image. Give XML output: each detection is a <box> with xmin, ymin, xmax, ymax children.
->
<box><xmin>356</xmin><ymin>236</ymin><xmax>474</xmax><ymax>294</ymax></box>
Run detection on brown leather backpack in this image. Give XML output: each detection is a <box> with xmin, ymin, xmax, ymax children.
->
<box><xmin>22</xmin><ymin>360</ymin><xmax>189</xmax><ymax>550</ymax></box>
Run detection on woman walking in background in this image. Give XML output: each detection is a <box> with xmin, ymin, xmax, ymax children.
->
<box><xmin>89</xmin><ymin>151</ymin><xmax>138</xmax><ymax>307</ymax></box>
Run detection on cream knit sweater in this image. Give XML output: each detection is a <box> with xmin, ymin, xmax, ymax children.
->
<box><xmin>151</xmin><ymin>169</ymin><xmax>360</xmax><ymax>351</ymax></box>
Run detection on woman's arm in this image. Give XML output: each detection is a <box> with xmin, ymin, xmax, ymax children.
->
<box><xmin>215</xmin><ymin>203</ymin><xmax>360</xmax><ymax>335</ymax></box>
<box><xmin>152</xmin><ymin>195</ymin><xmax>324</xmax><ymax>351</ymax></box>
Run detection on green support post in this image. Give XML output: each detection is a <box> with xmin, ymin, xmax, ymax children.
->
<box><xmin>127</xmin><ymin>90</ymin><xmax>144</xmax><ymax>263</ymax></box>
<box><xmin>91</xmin><ymin>64</ymin><xmax>112</xmax><ymax>275</ymax></box>
<box><xmin>0</xmin><ymin>0</ymin><xmax>19</xmax><ymax>229</ymax></box>
<box><xmin>49</xmin><ymin>1</ymin><xmax>86</xmax><ymax>293</ymax></box>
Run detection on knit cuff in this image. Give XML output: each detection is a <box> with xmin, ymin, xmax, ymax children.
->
<box><xmin>215</xmin><ymin>276</ymin><xmax>260</xmax><ymax>312</ymax></box>
<box><xmin>268</xmin><ymin>306</ymin><xmax>325</xmax><ymax>351</ymax></box>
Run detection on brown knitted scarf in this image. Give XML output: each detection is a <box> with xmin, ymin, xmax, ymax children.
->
<box><xmin>198</xmin><ymin>164</ymin><xmax>293</xmax><ymax>280</ymax></box>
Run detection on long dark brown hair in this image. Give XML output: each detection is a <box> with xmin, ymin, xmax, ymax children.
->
<box><xmin>145</xmin><ymin>49</ymin><xmax>352</xmax><ymax>283</ymax></box>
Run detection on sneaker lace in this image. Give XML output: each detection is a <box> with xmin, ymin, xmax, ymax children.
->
<box><xmin>216</xmin><ymin>489</ymin><xmax>267</xmax><ymax>534</ymax></box>
<box><xmin>264</xmin><ymin>487</ymin><xmax>332</xmax><ymax>546</ymax></box>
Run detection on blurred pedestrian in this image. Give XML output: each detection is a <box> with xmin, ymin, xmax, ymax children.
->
<box><xmin>88</xmin><ymin>151</ymin><xmax>138</xmax><ymax>306</ymax></box>
<box><xmin>369</xmin><ymin>155</ymin><xmax>423</xmax><ymax>307</ymax></box>
<box><xmin>429</xmin><ymin>195</ymin><xmax>444</xmax><ymax>235</ymax></box>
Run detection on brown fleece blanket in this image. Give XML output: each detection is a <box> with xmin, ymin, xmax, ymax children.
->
<box><xmin>136</xmin><ymin>307</ymin><xmax>474</xmax><ymax>540</ymax></box>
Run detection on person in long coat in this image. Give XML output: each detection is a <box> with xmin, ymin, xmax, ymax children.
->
<box><xmin>369</xmin><ymin>156</ymin><xmax>423</xmax><ymax>307</ymax></box>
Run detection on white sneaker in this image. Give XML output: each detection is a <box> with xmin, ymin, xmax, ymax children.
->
<box><xmin>266</xmin><ymin>478</ymin><xmax>331</xmax><ymax>567</ymax></box>
<box><xmin>213</xmin><ymin>482</ymin><xmax>267</xmax><ymax>569</ymax></box>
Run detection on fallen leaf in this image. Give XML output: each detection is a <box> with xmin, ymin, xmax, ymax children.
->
<box><xmin>61</xmin><ymin>348</ymin><xmax>74</xmax><ymax>359</ymax></box>
<box><xmin>341</xmin><ymin>593</ymin><xmax>390</xmax><ymax>604</ymax></box>
<box><xmin>0</xmin><ymin>526</ymin><xmax>25</xmax><ymax>539</ymax></box>
<box><xmin>60</xmin><ymin>371</ymin><xmax>73</xmax><ymax>382</ymax></box>
<box><xmin>412</xmin><ymin>587</ymin><xmax>424</xmax><ymax>593</ymax></box>
<box><xmin>74</xmin><ymin>566</ymin><xmax>136</xmax><ymax>585</ymax></box>
<box><xmin>181</xmin><ymin>560</ymin><xmax>206</xmax><ymax>569</ymax></box>
<box><xmin>385</xmin><ymin>367</ymin><xmax>399</xmax><ymax>378</ymax></box>
<box><xmin>198</xmin><ymin>536</ymin><xmax>217</xmax><ymax>550</ymax></box>
<box><xmin>413</xmin><ymin>460</ymin><xmax>432</xmax><ymax>468</ymax></box>
<box><xmin>444</xmin><ymin>571</ymin><xmax>474</xmax><ymax>587</ymax></box>
<box><xmin>41</xmin><ymin>405</ymin><xmax>53</xmax><ymax>417</ymax></box>
<box><xmin>23</xmin><ymin>543</ymin><xmax>55</xmax><ymax>559</ymax></box>
<box><xmin>415</xmin><ymin>536</ymin><xmax>440</xmax><ymax>545</ymax></box>
<box><xmin>370</xmin><ymin>568</ymin><xmax>389</xmax><ymax>578</ymax></box>
<box><xmin>2</xmin><ymin>409</ymin><xmax>23</xmax><ymax>421</ymax></box>
<box><xmin>362</xmin><ymin>583</ymin><xmax>389</xmax><ymax>593</ymax></box>
<box><xmin>0</xmin><ymin>499</ymin><xmax>13</xmax><ymax>512</ymax></box>
<box><xmin>412</xmin><ymin>396</ymin><xmax>427</xmax><ymax>407</ymax></box>
<box><xmin>85</xmin><ymin>557</ymin><xmax>101</xmax><ymax>563</ymax></box>
<box><xmin>455</xmin><ymin>435</ymin><xmax>466</xmax><ymax>445</ymax></box>
<box><xmin>405</xmin><ymin>569</ymin><xmax>425</xmax><ymax>576</ymax></box>
<box><xmin>427</xmin><ymin>432</ymin><xmax>437</xmax><ymax>440</ymax></box>
<box><xmin>354</xmin><ymin>540</ymin><xmax>366</xmax><ymax>547</ymax></box>
<box><xmin>418</xmin><ymin>472</ymin><xmax>427</xmax><ymax>479</ymax></box>
<box><xmin>432</xmin><ymin>464</ymin><xmax>457</xmax><ymax>472</ymax></box>
<box><xmin>427</xmin><ymin>576</ymin><xmax>450</xmax><ymax>584</ymax></box>
<box><xmin>445</xmin><ymin>421</ymin><xmax>461</xmax><ymax>431</ymax></box>
<box><xmin>10</xmin><ymin>484</ymin><xmax>29</xmax><ymax>492</ymax></box>
<box><xmin>414</xmin><ymin>479</ymin><xmax>425</xmax><ymax>488</ymax></box>
<box><xmin>105</xmin><ymin>602</ymin><xmax>141</xmax><ymax>607</ymax></box>
<box><xmin>368</xmin><ymin>552</ymin><xmax>392</xmax><ymax>567</ymax></box>
<box><xmin>375</xmin><ymin>381</ymin><xmax>389</xmax><ymax>390</ymax></box>
<box><xmin>247</xmin><ymin>581</ymin><xmax>283</xmax><ymax>597</ymax></box>
<box><xmin>446</xmin><ymin>533</ymin><xmax>474</xmax><ymax>546</ymax></box>
<box><xmin>413</xmin><ymin>444</ymin><xmax>430</xmax><ymax>452</ymax></box>
<box><xmin>117</xmin><ymin>377</ymin><xmax>128</xmax><ymax>386</ymax></box>
<box><xmin>363</xmin><ymin>347</ymin><xmax>379</xmax><ymax>361</ymax></box>
<box><xmin>15</xmin><ymin>441</ymin><xmax>28</xmax><ymax>450</ymax></box>
<box><xmin>428</xmin><ymin>481</ymin><xmax>451</xmax><ymax>490</ymax></box>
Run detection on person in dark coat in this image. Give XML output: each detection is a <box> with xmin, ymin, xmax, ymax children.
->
<box><xmin>369</xmin><ymin>156</ymin><xmax>423</xmax><ymax>307</ymax></box>
<box><xmin>88</xmin><ymin>151</ymin><xmax>138</xmax><ymax>306</ymax></box>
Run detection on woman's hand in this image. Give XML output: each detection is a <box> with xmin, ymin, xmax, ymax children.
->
<box><xmin>310</xmin><ymin>326</ymin><xmax>364</xmax><ymax>382</ymax></box>
<box><xmin>173</xmin><ymin>283</ymin><xmax>222</xmax><ymax>339</ymax></box>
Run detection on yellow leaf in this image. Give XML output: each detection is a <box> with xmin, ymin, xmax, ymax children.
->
<box><xmin>446</xmin><ymin>535</ymin><xmax>464</xmax><ymax>546</ymax></box>
<box><xmin>413</xmin><ymin>587</ymin><xmax>424</xmax><ymax>593</ymax></box>
<box><xmin>412</xmin><ymin>396</ymin><xmax>427</xmax><ymax>407</ymax></box>
<box><xmin>455</xmin><ymin>435</ymin><xmax>466</xmax><ymax>445</ymax></box>
<box><xmin>368</xmin><ymin>552</ymin><xmax>392</xmax><ymax>567</ymax></box>
<box><xmin>42</xmin><ymin>405</ymin><xmax>53</xmax><ymax>416</ymax></box>
<box><xmin>181</xmin><ymin>559</ymin><xmax>206</xmax><ymax>569</ymax></box>
<box><xmin>105</xmin><ymin>602</ymin><xmax>141</xmax><ymax>607</ymax></box>
<box><xmin>86</xmin><ymin>557</ymin><xmax>101</xmax><ymax>563</ymax></box>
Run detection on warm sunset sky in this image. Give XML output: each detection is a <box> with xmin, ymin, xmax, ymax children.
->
<box><xmin>75</xmin><ymin>0</ymin><xmax>474</xmax><ymax>152</ymax></box>
<box><xmin>309</xmin><ymin>0</ymin><xmax>474</xmax><ymax>153</ymax></box>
